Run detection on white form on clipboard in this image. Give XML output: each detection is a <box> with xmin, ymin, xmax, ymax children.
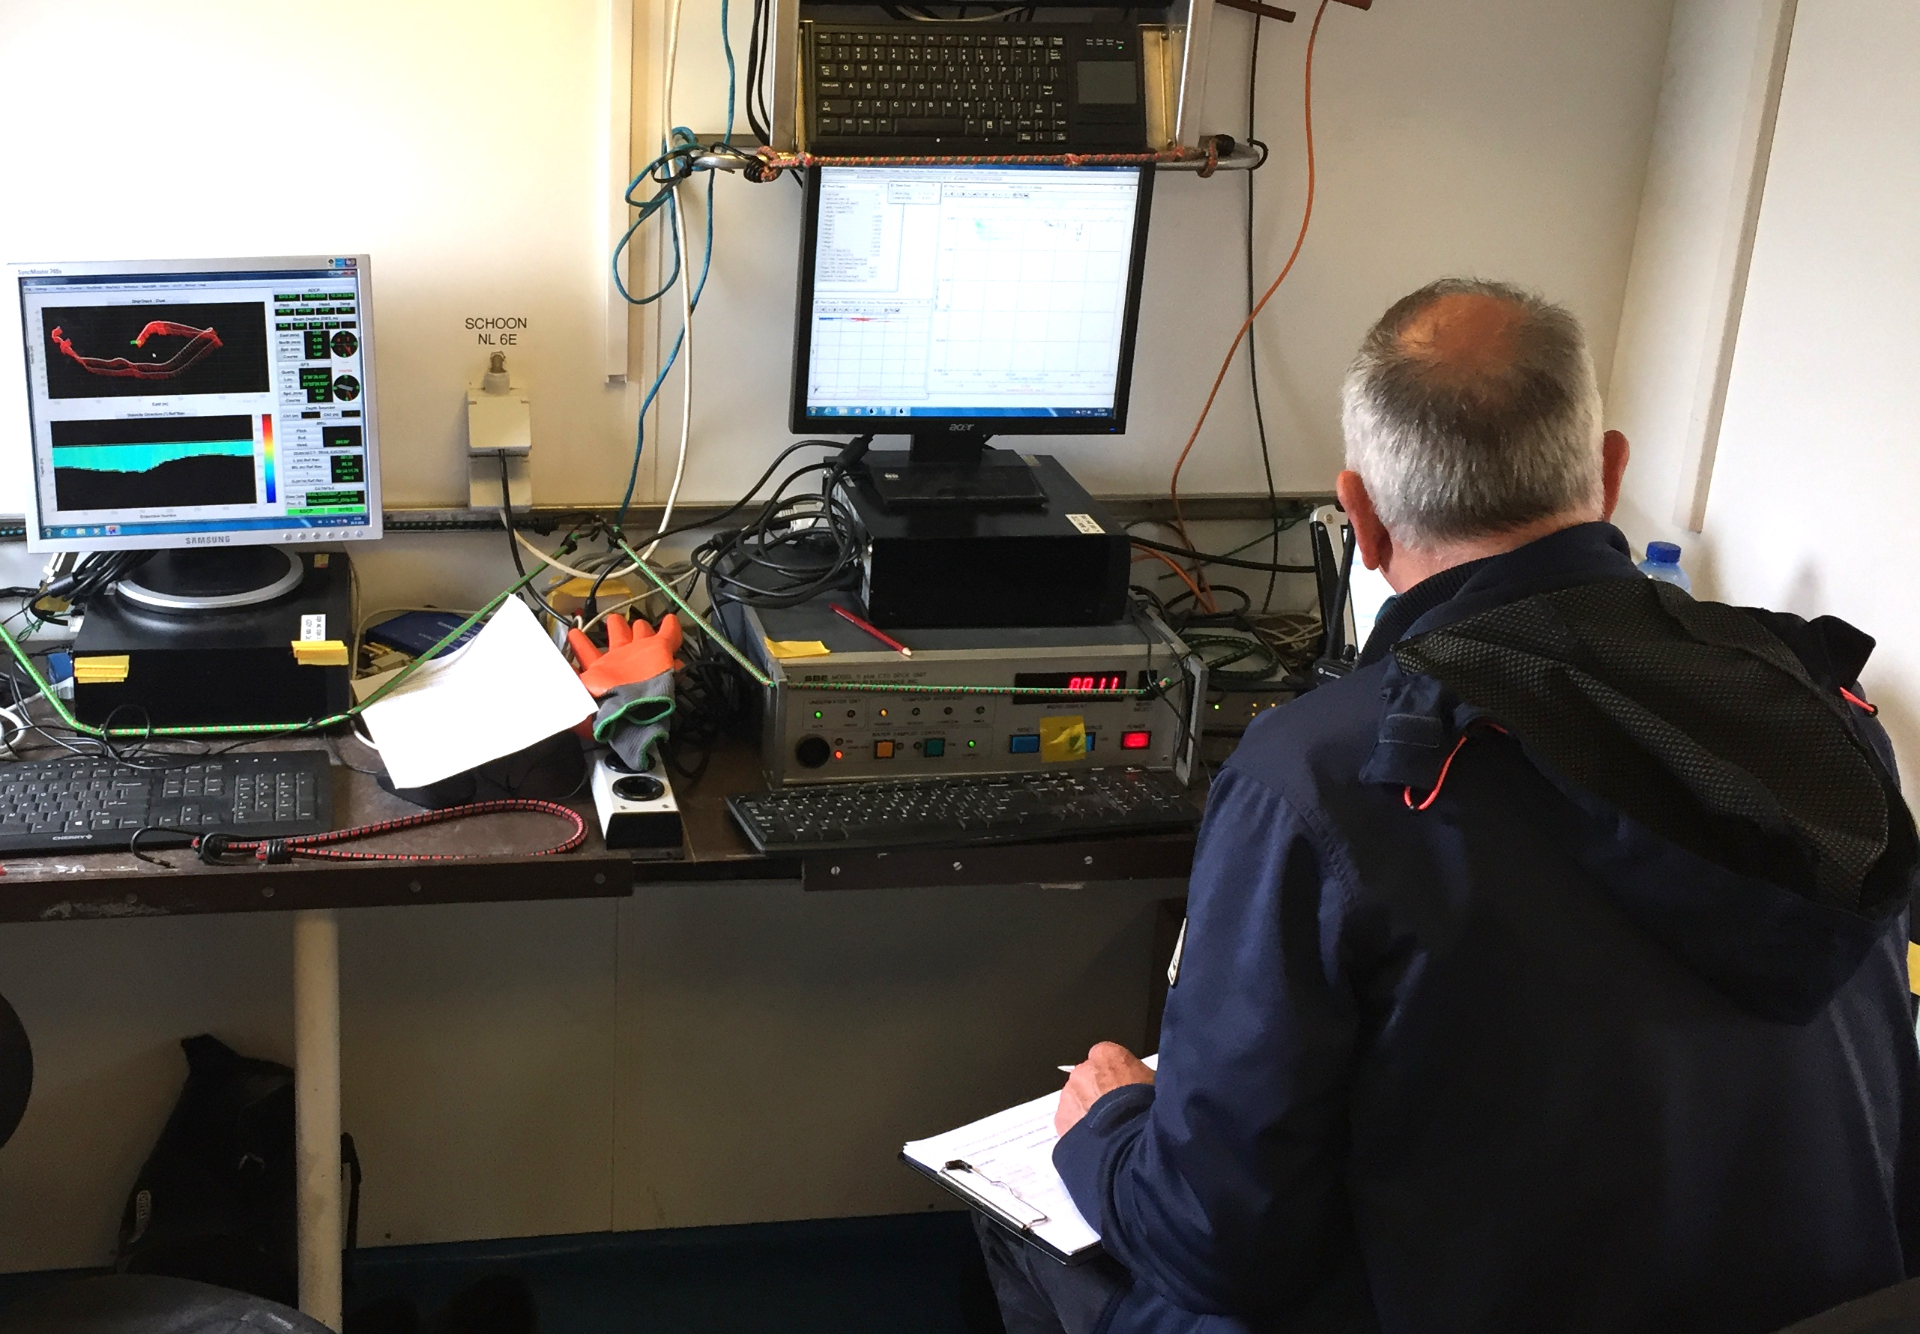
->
<box><xmin>901</xmin><ymin>1053</ymin><xmax>1158</xmax><ymax>1263</ymax></box>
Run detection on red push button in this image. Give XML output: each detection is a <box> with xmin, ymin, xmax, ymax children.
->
<box><xmin>1120</xmin><ymin>729</ymin><xmax>1152</xmax><ymax>750</ymax></box>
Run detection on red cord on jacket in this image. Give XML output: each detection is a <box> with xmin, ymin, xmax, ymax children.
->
<box><xmin>1404</xmin><ymin>733</ymin><xmax>1472</xmax><ymax>812</ymax></box>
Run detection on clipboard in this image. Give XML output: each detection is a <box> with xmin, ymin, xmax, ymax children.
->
<box><xmin>899</xmin><ymin>1151</ymin><xmax>1098</xmax><ymax>1265</ymax></box>
<box><xmin>899</xmin><ymin>1054</ymin><xmax>1157</xmax><ymax>1265</ymax></box>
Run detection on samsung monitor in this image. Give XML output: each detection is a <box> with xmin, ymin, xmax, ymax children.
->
<box><xmin>10</xmin><ymin>255</ymin><xmax>381</xmax><ymax>608</ymax></box>
<box><xmin>791</xmin><ymin>163</ymin><xmax>1152</xmax><ymax>508</ymax></box>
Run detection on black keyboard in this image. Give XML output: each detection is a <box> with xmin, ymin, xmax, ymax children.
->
<box><xmin>0</xmin><ymin>751</ymin><xmax>333</xmax><ymax>856</ymax></box>
<box><xmin>803</xmin><ymin>22</ymin><xmax>1148</xmax><ymax>153</ymax></box>
<box><xmin>728</xmin><ymin>767</ymin><xmax>1195</xmax><ymax>853</ymax></box>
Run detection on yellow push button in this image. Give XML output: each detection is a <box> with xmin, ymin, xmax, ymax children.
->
<box><xmin>874</xmin><ymin>740</ymin><xmax>896</xmax><ymax>759</ymax></box>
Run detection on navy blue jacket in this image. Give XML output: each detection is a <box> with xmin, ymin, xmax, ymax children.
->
<box><xmin>1056</xmin><ymin>523</ymin><xmax>1920</xmax><ymax>1334</ymax></box>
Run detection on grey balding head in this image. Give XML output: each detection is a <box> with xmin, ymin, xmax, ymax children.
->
<box><xmin>1341</xmin><ymin>278</ymin><xmax>1604</xmax><ymax>547</ymax></box>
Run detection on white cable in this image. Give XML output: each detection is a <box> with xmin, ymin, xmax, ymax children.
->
<box><xmin>661</xmin><ymin>0</ymin><xmax>685</xmax><ymax>153</ymax></box>
<box><xmin>646</xmin><ymin>182</ymin><xmax>695</xmax><ymax>561</ymax></box>
<box><xmin>644</xmin><ymin>0</ymin><xmax>693</xmax><ymax>561</ymax></box>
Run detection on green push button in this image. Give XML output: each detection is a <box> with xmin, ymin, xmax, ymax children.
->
<box><xmin>923</xmin><ymin>738</ymin><xmax>946</xmax><ymax>758</ymax></box>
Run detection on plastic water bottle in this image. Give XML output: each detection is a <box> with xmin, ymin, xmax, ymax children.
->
<box><xmin>1637</xmin><ymin>540</ymin><xmax>1691</xmax><ymax>593</ymax></box>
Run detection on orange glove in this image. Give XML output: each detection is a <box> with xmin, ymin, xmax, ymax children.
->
<box><xmin>566</xmin><ymin>612</ymin><xmax>683</xmax><ymax>697</ymax></box>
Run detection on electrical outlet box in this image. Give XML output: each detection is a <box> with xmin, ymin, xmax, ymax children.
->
<box><xmin>467</xmin><ymin>380</ymin><xmax>532</xmax><ymax>509</ymax></box>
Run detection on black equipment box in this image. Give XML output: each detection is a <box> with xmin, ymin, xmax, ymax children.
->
<box><xmin>71</xmin><ymin>553</ymin><xmax>353</xmax><ymax>728</ymax></box>
<box><xmin>841</xmin><ymin>453</ymin><xmax>1130</xmax><ymax>629</ymax></box>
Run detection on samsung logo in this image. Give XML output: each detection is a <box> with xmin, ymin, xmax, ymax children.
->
<box><xmin>184</xmin><ymin>535</ymin><xmax>232</xmax><ymax>546</ymax></box>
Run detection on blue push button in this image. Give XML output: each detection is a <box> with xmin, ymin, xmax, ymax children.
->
<box><xmin>1008</xmin><ymin>734</ymin><xmax>1041</xmax><ymax>754</ymax></box>
<box><xmin>923</xmin><ymin>738</ymin><xmax>946</xmax><ymax>758</ymax></box>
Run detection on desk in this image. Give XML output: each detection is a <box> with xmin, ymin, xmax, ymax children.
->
<box><xmin>0</xmin><ymin>738</ymin><xmax>1199</xmax><ymax>1327</ymax></box>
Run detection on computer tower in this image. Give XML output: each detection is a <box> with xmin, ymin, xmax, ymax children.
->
<box><xmin>840</xmin><ymin>454</ymin><xmax>1131</xmax><ymax>629</ymax></box>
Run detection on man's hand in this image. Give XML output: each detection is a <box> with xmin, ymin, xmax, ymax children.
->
<box><xmin>1055</xmin><ymin>1042</ymin><xmax>1155</xmax><ymax>1137</ymax></box>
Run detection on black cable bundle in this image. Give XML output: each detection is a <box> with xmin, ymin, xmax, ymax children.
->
<box><xmin>1132</xmin><ymin>579</ymin><xmax>1318</xmax><ymax>691</ymax></box>
<box><xmin>745</xmin><ymin>0</ymin><xmax>774</xmax><ymax>145</ymax></box>
<box><xmin>689</xmin><ymin>455</ymin><xmax>864</xmax><ymax>610</ymax></box>
<box><xmin>26</xmin><ymin>551</ymin><xmax>153</xmax><ymax>625</ymax></box>
<box><xmin>665</xmin><ymin>617</ymin><xmax>756</xmax><ymax>783</ymax></box>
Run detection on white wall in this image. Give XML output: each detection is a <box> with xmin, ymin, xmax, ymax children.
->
<box><xmin>1607</xmin><ymin>0</ymin><xmax>1784</xmax><ymax>573</ymax></box>
<box><xmin>0</xmin><ymin>0</ymin><xmax>637</xmax><ymax>509</ymax></box>
<box><xmin>0</xmin><ymin>0</ymin><xmax>1682</xmax><ymax>1267</ymax></box>
<box><xmin>1667</xmin><ymin>0</ymin><xmax>1920</xmax><ymax>777</ymax></box>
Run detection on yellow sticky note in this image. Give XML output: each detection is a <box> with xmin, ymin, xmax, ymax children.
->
<box><xmin>1039</xmin><ymin>715</ymin><xmax>1087</xmax><ymax>763</ymax></box>
<box><xmin>291</xmin><ymin>639</ymin><xmax>350</xmax><ymax>667</ymax></box>
<box><xmin>550</xmin><ymin>576</ymin><xmax>632</xmax><ymax>614</ymax></box>
<box><xmin>766</xmin><ymin>638</ymin><xmax>832</xmax><ymax>661</ymax></box>
<box><xmin>73</xmin><ymin>655</ymin><xmax>130</xmax><ymax>685</ymax></box>
<box><xmin>1908</xmin><ymin>942</ymin><xmax>1920</xmax><ymax>997</ymax></box>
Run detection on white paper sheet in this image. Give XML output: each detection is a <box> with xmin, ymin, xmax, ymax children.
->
<box><xmin>902</xmin><ymin>1054</ymin><xmax>1157</xmax><ymax>1258</ymax></box>
<box><xmin>358</xmin><ymin>597</ymin><xmax>596</xmax><ymax>789</ymax></box>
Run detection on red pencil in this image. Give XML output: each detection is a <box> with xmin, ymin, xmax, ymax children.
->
<box><xmin>830</xmin><ymin>602</ymin><xmax>913</xmax><ymax>658</ymax></box>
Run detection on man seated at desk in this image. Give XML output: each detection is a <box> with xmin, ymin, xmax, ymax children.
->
<box><xmin>978</xmin><ymin>279</ymin><xmax>1920</xmax><ymax>1333</ymax></box>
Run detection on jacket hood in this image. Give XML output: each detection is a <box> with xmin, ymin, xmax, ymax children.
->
<box><xmin>1360</xmin><ymin>529</ymin><xmax>1918</xmax><ymax>1023</ymax></box>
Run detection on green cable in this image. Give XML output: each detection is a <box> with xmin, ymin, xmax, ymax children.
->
<box><xmin>0</xmin><ymin>529</ymin><xmax>1179</xmax><ymax>745</ymax></box>
<box><xmin>0</xmin><ymin>561</ymin><xmax>553</xmax><ymax>739</ymax></box>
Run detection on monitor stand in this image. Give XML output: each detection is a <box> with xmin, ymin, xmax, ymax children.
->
<box><xmin>116</xmin><ymin>547</ymin><xmax>306</xmax><ymax>613</ymax></box>
<box><xmin>861</xmin><ymin>437</ymin><xmax>1048</xmax><ymax>513</ymax></box>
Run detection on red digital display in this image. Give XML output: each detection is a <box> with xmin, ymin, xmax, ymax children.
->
<box><xmin>1013</xmin><ymin>671</ymin><xmax>1128</xmax><ymax>694</ymax></box>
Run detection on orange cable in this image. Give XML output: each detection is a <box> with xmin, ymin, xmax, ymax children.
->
<box><xmin>1167</xmin><ymin>0</ymin><xmax>1330</xmax><ymax>556</ymax></box>
<box><xmin>1133</xmin><ymin>544</ymin><xmax>1212</xmax><ymax>609</ymax></box>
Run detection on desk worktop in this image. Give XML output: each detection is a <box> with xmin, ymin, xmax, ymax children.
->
<box><xmin>0</xmin><ymin>738</ymin><xmax>1201</xmax><ymax>922</ymax></box>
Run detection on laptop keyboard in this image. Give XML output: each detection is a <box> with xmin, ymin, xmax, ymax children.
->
<box><xmin>804</xmin><ymin>22</ymin><xmax>1147</xmax><ymax>152</ymax></box>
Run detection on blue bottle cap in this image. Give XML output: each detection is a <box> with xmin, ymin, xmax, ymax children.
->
<box><xmin>1645</xmin><ymin>541</ymin><xmax>1682</xmax><ymax>564</ymax></box>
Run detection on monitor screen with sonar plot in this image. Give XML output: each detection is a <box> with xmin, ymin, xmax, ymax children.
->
<box><xmin>39</xmin><ymin>302</ymin><xmax>269</xmax><ymax>400</ymax></box>
<box><xmin>50</xmin><ymin>416</ymin><xmax>259</xmax><ymax>511</ymax></box>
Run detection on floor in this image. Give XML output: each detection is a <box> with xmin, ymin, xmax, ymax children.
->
<box><xmin>344</xmin><ymin>1211</ymin><xmax>1005</xmax><ymax>1334</ymax></box>
<box><xmin>0</xmin><ymin>1211</ymin><xmax>1006</xmax><ymax>1332</ymax></box>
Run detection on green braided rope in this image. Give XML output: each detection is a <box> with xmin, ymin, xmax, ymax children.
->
<box><xmin>0</xmin><ymin>562</ymin><xmax>551</xmax><ymax>739</ymax></box>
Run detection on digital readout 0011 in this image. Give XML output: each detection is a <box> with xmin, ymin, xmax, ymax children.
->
<box><xmin>1009</xmin><ymin>670</ymin><xmax>1141</xmax><ymax>704</ymax></box>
